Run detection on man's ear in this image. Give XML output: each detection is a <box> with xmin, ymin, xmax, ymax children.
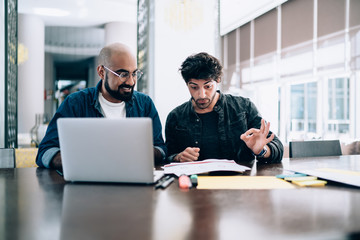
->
<box><xmin>97</xmin><ymin>65</ymin><xmax>105</xmax><ymax>79</ymax></box>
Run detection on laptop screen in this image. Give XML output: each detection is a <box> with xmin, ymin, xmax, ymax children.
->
<box><xmin>57</xmin><ymin>118</ymin><xmax>156</xmax><ymax>184</ymax></box>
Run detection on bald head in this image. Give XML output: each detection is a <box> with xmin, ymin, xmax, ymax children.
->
<box><xmin>96</xmin><ymin>42</ymin><xmax>138</xmax><ymax>103</ymax></box>
<box><xmin>98</xmin><ymin>42</ymin><xmax>135</xmax><ymax>67</ymax></box>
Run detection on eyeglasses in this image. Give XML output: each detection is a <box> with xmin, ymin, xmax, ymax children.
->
<box><xmin>103</xmin><ymin>65</ymin><xmax>143</xmax><ymax>82</ymax></box>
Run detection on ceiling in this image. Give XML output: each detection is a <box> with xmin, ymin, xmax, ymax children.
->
<box><xmin>18</xmin><ymin>0</ymin><xmax>138</xmax><ymax>63</ymax></box>
<box><xmin>18</xmin><ymin>0</ymin><xmax>137</xmax><ymax>27</ymax></box>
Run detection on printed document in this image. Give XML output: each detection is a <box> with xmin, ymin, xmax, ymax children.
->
<box><xmin>162</xmin><ymin>159</ymin><xmax>251</xmax><ymax>177</ymax></box>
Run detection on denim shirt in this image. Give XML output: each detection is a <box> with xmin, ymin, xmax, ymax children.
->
<box><xmin>165</xmin><ymin>91</ymin><xmax>283</xmax><ymax>164</ymax></box>
<box><xmin>36</xmin><ymin>80</ymin><xmax>167</xmax><ymax>168</ymax></box>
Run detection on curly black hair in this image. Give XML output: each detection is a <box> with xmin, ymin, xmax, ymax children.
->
<box><xmin>179</xmin><ymin>52</ymin><xmax>223</xmax><ymax>83</ymax></box>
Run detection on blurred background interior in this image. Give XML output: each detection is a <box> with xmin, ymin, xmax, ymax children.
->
<box><xmin>1</xmin><ymin>0</ymin><xmax>360</xmax><ymax>164</ymax></box>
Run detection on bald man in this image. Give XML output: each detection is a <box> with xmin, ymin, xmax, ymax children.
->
<box><xmin>36</xmin><ymin>43</ymin><xmax>167</xmax><ymax>169</ymax></box>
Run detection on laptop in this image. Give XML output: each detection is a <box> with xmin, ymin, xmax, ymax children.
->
<box><xmin>57</xmin><ymin>117</ymin><xmax>164</xmax><ymax>184</ymax></box>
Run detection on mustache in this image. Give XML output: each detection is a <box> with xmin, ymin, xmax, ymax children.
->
<box><xmin>191</xmin><ymin>97</ymin><xmax>209</xmax><ymax>103</ymax></box>
<box><xmin>195</xmin><ymin>98</ymin><xmax>209</xmax><ymax>102</ymax></box>
<box><xmin>118</xmin><ymin>84</ymin><xmax>134</xmax><ymax>89</ymax></box>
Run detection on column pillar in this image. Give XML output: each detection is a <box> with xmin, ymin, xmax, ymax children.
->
<box><xmin>18</xmin><ymin>14</ymin><xmax>45</xmax><ymax>144</ymax></box>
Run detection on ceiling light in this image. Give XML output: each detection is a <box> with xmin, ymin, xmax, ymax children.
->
<box><xmin>33</xmin><ymin>8</ymin><xmax>70</xmax><ymax>17</ymax></box>
<box><xmin>164</xmin><ymin>0</ymin><xmax>203</xmax><ymax>31</ymax></box>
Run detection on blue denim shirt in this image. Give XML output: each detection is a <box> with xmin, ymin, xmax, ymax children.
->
<box><xmin>36</xmin><ymin>80</ymin><xmax>167</xmax><ymax>168</ymax></box>
<box><xmin>165</xmin><ymin>91</ymin><xmax>283</xmax><ymax>164</ymax></box>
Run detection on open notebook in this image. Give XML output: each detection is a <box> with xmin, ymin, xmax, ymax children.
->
<box><xmin>57</xmin><ymin>118</ymin><xmax>163</xmax><ymax>184</ymax></box>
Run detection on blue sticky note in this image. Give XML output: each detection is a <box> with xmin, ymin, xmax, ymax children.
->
<box><xmin>276</xmin><ymin>173</ymin><xmax>307</xmax><ymax>179</ymax></box>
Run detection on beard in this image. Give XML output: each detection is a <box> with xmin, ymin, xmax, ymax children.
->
<box><xmin>104</xmin><ymin>75</ymin><xmax>134</xmax><ymax>101</ymax></box>
<box><xmin>193</xmin><ymin>91</ymin><xmax>217</xmax><ymax>110</ymax></box>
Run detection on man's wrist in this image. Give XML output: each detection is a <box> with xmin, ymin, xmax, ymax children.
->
<box><xmin>50</xmin><ymin>152</ymin><xmax>62</xmax><ymax>170</ymax></box>
<box><xmin>253</xmin><ymin>146</ymin><xmax>267</xmax><ymax>158</ymax></box>
<box><xmin>174</xmin><ymin>153</ymin><xmax>181</xmax><ymax>162</ymax></box>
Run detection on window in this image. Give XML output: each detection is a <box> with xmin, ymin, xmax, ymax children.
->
<box><xmin>221</xmin><ymin>0</ymin><xmax>360</xmax><ymax>142</ymax></box>
<box><xmin>290</xmin><ymin>82</ymin><xmax>317</xmax><ymax>139</ymax></box>
<box><xmin>327</xmin><ymin>78</ymin><xmax>350</xmax><ymax>134</ymax></box>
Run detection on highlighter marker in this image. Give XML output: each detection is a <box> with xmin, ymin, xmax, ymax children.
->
<box><xmin>190</xmin><ymin>174</ymin><xmax>198</xmax><ymax>188</ymax></box>
<box><xmin>179</xmin><ymin>175</ymin><xmax>192</xmax><ymax>189</ymax></box>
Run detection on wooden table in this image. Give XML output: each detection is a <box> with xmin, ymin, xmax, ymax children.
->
<box><xmin>1</xmin><ymin>155</ymin><xmax>360</xmax><ymax>240</ymax></box>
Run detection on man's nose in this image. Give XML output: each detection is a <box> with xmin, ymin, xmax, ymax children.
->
<box><xmin>124</xmin><ymin>75</ymin><xmax>136</xmax><ymax>85</ymax></box>
<box><xmin>198</xmin><ymin>88</ymin><xmax>206</xmax><ymax>98</ymax></box>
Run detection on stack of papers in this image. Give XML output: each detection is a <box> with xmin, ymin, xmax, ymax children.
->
<box><xmin>162</xmin><ymin>159</ymin><xmax>251</xmax><ymax>177</ymax></box>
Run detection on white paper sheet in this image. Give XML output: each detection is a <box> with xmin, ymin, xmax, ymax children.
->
<box><xmin>162</xmin><ymin>159</ymin><xmax>251</xmax><ymax>177</ymax></box>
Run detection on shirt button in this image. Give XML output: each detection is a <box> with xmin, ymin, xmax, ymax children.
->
<box><xmin>195</xmin><ymin>141</ymin><xmax>199</xmax><ymax>145</ymax></box>
<box><xmin>196</xmin><ymin>119</ymin><xmax>200</xmax><ymax>122</ymax></box>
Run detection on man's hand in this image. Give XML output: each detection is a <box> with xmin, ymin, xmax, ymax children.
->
<box><xmin>50</xmin><ymin>152</ymin><xmax>63</xmax><ymax>170</ymax></box>
<box><xmin>175</xmin><ymin>147</ymin><xmax>200</xmax><ymax>162</ymax></box>
<box><xmin>154</xmin><ymin>148</ymin><xmax>163</xmax><ymax>166</ymax></box>
<box><xmin>240</xmin><ymin>119</ymin><xmax>274</xmax><ymax>156</ymax></box>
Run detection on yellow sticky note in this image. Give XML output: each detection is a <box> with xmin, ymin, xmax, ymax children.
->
<box><xmin>197</xmin><ymin>176</ymin><xmax>295</xmax><ymax>189</ymax></box>
<box><xmin>292</xmin><ymin>180</ymin><xmax>327</xmax><ymax>187</ymax></box>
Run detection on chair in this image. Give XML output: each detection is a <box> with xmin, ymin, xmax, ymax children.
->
<box><xmin>15</xmin><ymin>148</ymin><xmax>38</xmax><ymax>168</ymax></box>
<box><xmin>341</xmin><ymin>140</ymin><xmax>360</xmax><ymax>155</ymax></box>
<box><xmin>289</xmin><ymin>140</ymin><xmax>342</xmax><ymax>158</ymax></box>
<box><xmin>0</xmin><ymin>148</ymin><xmax>16</xmax><ymax>168</ymax></box>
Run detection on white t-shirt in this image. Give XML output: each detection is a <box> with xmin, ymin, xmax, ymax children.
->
<box><xmin>98</xmin><ymin>92</ymin><xmax>126</xmax><ymax>118</ymax></box>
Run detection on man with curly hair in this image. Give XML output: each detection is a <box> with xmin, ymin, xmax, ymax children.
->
<box><xmin>165</xmin><ymin>52</ymin><xmax>283</xmax><ymax>164</ymax></box>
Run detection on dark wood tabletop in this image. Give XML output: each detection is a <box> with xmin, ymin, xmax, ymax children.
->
<box><xmin>1</xmin><ymin>155</ymin><xmax>360</xmax><ymax>240</ymax></box>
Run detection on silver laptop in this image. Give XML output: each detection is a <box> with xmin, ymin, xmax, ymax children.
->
<box><xmin>57</xmin><ymin>118</ymin><xmax>164</xmax><ymax>184</ymax></box>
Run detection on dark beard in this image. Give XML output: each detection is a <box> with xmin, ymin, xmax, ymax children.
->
<box><xmin>192</xmin><ymin>91</ymin><xmax>216</xmax><ymax>109</ymax></box>
<box><xmin>104</xmin><ymin>75</ymin><xmax>134</xmax><ymax>101</ymax></box>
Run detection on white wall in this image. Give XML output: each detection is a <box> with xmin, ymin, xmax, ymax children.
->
<box><xmin>18</xmin><ymin>14</ymin><xmax>45</xmax><ymax>136</ymax></box>
<box><xmin>105</xmin><ymin>22</ymin><xmax>137</xmax><ymax>55</ymax></box>
<box><xmin>153</xmin><ymin>0</ymin><xmax>218</xmax><ymax>130</ymax></box>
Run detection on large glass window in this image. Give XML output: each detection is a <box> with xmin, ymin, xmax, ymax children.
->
<box><xmin>290</xmin><ymin>82</ymin><xmax>317</xmax><ymax>139</ymax></box>
<box><xmin>290</xmin><ymin>84</ymin><xmax>304</xmax><ymax>132</ymax></box>
<box><xmin>221</xmin><ymin>0</ymin><xmax>359</xmax><ymax>142</ymax></box>
<box><xmin>327</xmin><ymin>78</ymin><xmax>350</xmax><ymax>134</ymax></box>
<box><xmin>307</xmin><ymin>82</ymin><xmax>317</xmax><ymax>132</ymax></box>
